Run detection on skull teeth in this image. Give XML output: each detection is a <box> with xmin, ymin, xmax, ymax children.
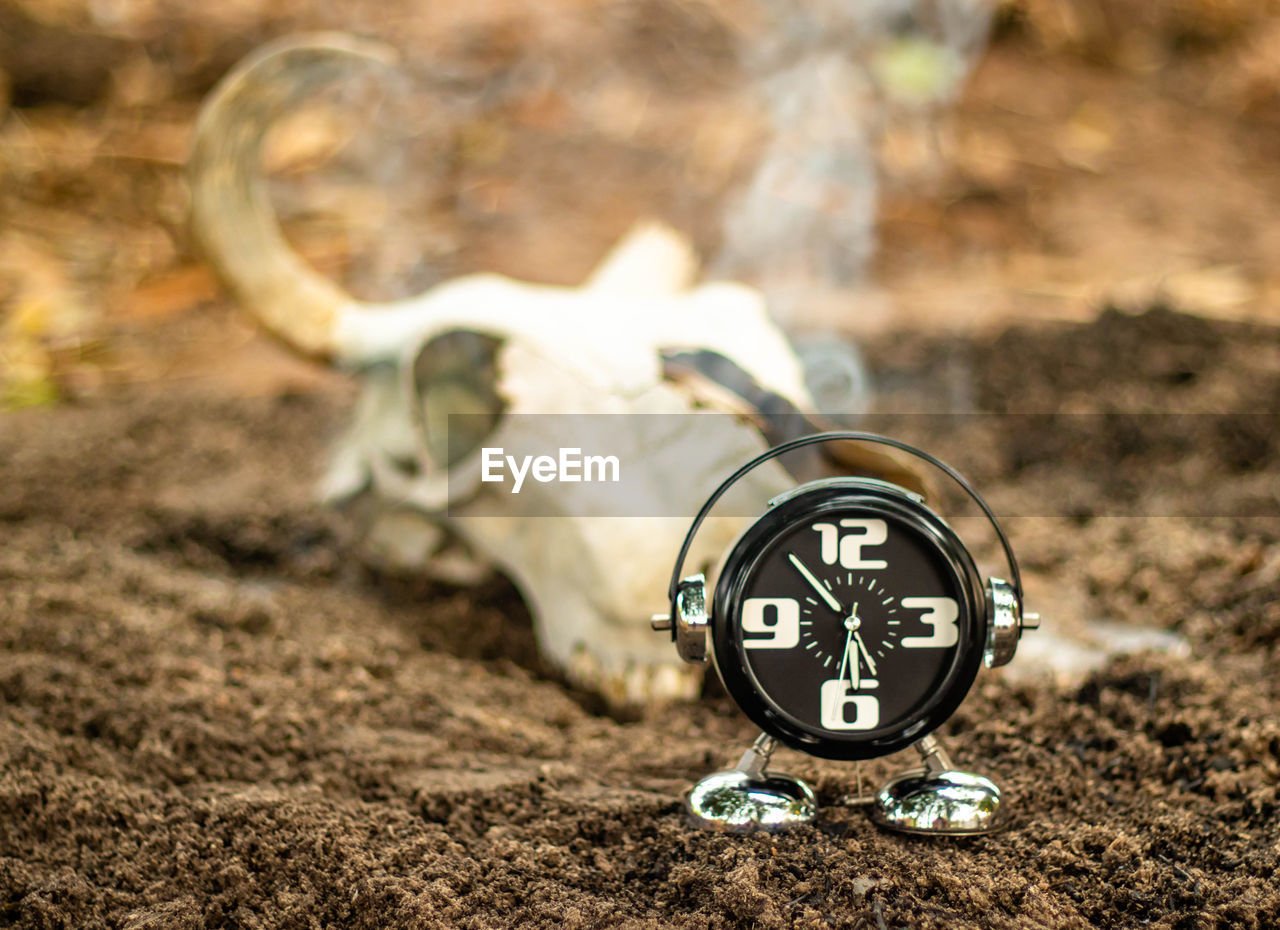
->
<box><xmin>565</xmin><ymin>648</ymin><xmax>702</xmax><ymax>707</ymax></box>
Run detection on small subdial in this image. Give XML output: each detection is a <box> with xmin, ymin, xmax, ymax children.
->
<box><xmin>799</xmin><ymin>573</ymin><xmax>903</xmax><ymax>671</ymax></box>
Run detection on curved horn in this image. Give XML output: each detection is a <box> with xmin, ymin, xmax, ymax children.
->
<box><xmin>188</xmin><ymin>33</ymin><xmax>397</xmax><ymax>361</ymax></box>
<box><xmin>660</xmin><ymin>349</ymin><xmax>931</xmax><ymax>496</ymax></box>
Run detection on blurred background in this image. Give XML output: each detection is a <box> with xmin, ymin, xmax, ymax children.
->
<box><xmin>5</xmin><ymin>8</ymin><xmax>1280</xmax><ymax>923</ymax></box>
<box><xmin>1</xmin><ymin>0</ymin><xmax>1279</xmax><ymax>409</ymax></box>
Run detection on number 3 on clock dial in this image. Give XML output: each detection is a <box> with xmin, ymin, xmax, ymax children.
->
<box><xmin>902</xmin><ymin>597</ymin><xmax>959</xmax><ymax>648</ymax></box>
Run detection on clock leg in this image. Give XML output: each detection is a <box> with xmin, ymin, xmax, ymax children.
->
<box><xmin>684</xmin><ymin>733</ymin><xmax>818</xmax><ymax>832</ymax></box>
<box><xmin>869</xmin><ymin>734</ymin><xmax>1009</xmax><ymax>836</ymax></box>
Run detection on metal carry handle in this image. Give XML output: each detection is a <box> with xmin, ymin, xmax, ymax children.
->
<box><xmin>667</xmin><ymin>431</ymin><xmax>1023</xmax><ymax>604</ymax></box>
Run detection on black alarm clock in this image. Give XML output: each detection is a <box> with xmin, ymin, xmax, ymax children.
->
<box><xmin>654</xmin><ymin>432</ymin><xmax>1037</xmax><ymax>834</ymax></box>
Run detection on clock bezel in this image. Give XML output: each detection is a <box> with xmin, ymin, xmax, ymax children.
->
<box><xmin>710</xmin><ymin>480</ymin><xmax>987</xmax><ymax>761</ymax></box>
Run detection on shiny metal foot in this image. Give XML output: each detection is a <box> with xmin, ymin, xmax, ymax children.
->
<box><xmin>685</xmin><ymin>734</ymin><xmax>817</xmax><ymax>832</ymax></box>
<box><xmin>870</xmin><ymin>735</ymin><xmax>1009</xmax><ymax>836</ymax></box>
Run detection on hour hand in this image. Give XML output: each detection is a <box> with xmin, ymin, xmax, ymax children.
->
<box><xmin>787</xmin><ymin>552</ymin><xmax>842</xmax><ymax>613</ymax></box>
<box><xmin>854</xmin><ymin>630</ymin><xmax>878</xmax><ymax>677</ymax></box>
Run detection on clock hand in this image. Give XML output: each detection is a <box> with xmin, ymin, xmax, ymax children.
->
<box><xmin>847</xmin><ymin>634</ymin><xmax>861</xmax><ymax>690</ymax></box>
<box><xmin>844</xmin><ymin>604</ymin><xmax>863</xmax><ymax>690</ymax></box>
<box><xmin>787</xmin><ymin>552</ymin><xmax>843</xmax><ymax>614</ymax></box>
<box><xmin>836</xmin><ymin>626</ymin><xmax>854</xmax><ymax>688</ymax></box>
<box><xmin>854</xmin><ymin>631</ymin><xmax>878</xmax><ymax>677</ymax></box>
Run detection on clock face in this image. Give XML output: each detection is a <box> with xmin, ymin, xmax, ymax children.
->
<box><xmin>712</xmin><ymin>485</ymin><xmax>985</xmax><ymax>760</ymax></box>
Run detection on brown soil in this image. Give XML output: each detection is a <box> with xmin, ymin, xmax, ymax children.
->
<box><xmin>3</xmin><ymin>307</ymin><xmax>1279</xmax><ymax>930</ymax></box>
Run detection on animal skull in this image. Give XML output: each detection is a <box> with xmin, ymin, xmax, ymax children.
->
<box><xmin>188</xmin><ymin>34</ymin><xmax>923</xmax><ymax>706</ymax></box>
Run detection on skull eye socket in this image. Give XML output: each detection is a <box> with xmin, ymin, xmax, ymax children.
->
<box><xmin>411</xmin><ymin>331</ymin><xmax>506</xmax><ymax>469</ymax></box>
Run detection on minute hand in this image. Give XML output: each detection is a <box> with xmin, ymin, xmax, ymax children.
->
<box><xmin>786</xmin><ymin>552</ymin><xmax>843</xmax><ymax>613</ymax></box>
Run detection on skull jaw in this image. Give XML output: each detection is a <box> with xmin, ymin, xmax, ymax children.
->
<box><xmin>362</xmin><ymin>507</ymin><xmax>705</xmax><ymax>705</ymax></box>
<box><xmin>447</xmin><ymin>502</ymin><xmax>786</xmax><ymax>710</ymax></box>
<box><xmin>356</xmin><ymin>506</ymin><xmax>494</xmax><ymax>587</ymax></box>
<box><xmin>537</xmin><ymin>590</ymin><xmax>705</xmax><ymax>708</ymax></box>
